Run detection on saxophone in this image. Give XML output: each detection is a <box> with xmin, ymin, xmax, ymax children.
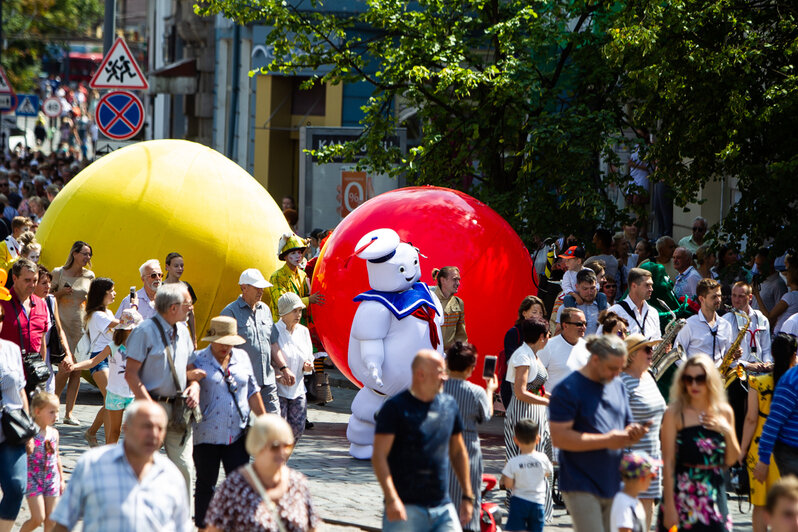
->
<box><xmin>650</xmin><ymin>317</ymin><xmax>687</xmax><ymax>381</ymax></box>
<box><xmin>720</xmin><ymin>311</ymin><xmax>751</xmax><ymax>388</ymax></box>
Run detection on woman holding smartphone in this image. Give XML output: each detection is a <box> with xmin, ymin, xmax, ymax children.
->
<box><xmin>503</xmin><ymin>317</ymin><xmax>552</xmax><ymax>520</ymax></box>
<box><xmin>620</xmin><ymin>334</ymin><xmax>667</xmax><ymax>530</ymax></box>
<box><xmin>443</xmin><ymin>342</ymin><xmax>497</xmax><ymax>532</ymax></box>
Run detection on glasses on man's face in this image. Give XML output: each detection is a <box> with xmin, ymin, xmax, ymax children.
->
<box><xmin>692</xmin><ymin>226</ymin><xmax>706</xmax><ymax>233</ymax></box>
<box><xmin>0</xmin><ymin>183</ymin><xmax>8</xmax><ymax>188</ymax></box>
<box><xmin>565</xmin><ymin>321</ymin><xmax>587</xmax><ymax>328</ymax></box>
<box><xmin>681</xmin><ymin>373</ymin><xmax>707</xmax><ymax>385</ymax></box>
<box><xmin>149</xmin><ymin>272</ymin><xmax>163</xmax><ymax>280</ymax></box>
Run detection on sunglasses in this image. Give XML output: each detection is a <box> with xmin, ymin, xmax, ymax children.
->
<box><xmin>682</xmin><ymin>373</ymin><xmax>707</xmax><ymax>385</ymax></box>
<box><xmin>224</xmin><ymin>370</ymin><xmax>238</xmax><ymax>393</ymax></box>
<box><xmin>616</xmin><ymin>330</ymin><xmax>628</xmax><ymax>338</ymax></box>
<box><xmin>692</xmin><ymin>227</ymin><xmax>706</xmax><ymax>232</ymax></box>
<box><xmin>149</xmin><ymin>272</ymin><xmax>163</xmax><ymax>280</ymax></box>
<box><xmin>269</xmin><ymin>441</ymin><xmax>294</xmax><ymax>452</ymax></box>
<box><xmin>565</xmin><ymin>321</ymin><xmax>587</xmax><ymax>328</ymax></box>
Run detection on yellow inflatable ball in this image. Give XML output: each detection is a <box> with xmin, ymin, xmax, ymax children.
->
<box><xmin>37</xmin><ymin>139</ymin><xmax>291</xmax><ymax>338</ymax></box>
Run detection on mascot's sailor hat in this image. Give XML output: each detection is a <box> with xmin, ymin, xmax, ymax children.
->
<box><xmin>353</xmin><ymin>228</ymin><xmax>402</xmax><ymax>263</ymax></box>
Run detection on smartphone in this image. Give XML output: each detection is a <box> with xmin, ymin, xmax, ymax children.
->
<box><xmin>482</xmin><ymin>355</ymin><xmax>497</xmax><ymax>379</ymax></box>
<box><xmin>130</xmin><ymin>286</ymin><xmax>136</xmax><ymax>297</ymax></box>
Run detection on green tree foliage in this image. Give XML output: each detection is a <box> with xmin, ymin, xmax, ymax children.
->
<box><xmin>607</xmin><ymin>0</ymin><xmax>798</xmax><ymax>253</ymax></box>
<box><xmin>2</xmin><ymin>0</ymin><xmax>104</xmax><ymax>90</ymax></box>
<box><xmin>198</xmin><ymin>0</ymin><xmax>635</xmax><ymax>242</ymax></box>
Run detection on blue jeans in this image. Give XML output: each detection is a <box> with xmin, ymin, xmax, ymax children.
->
<box><xmin>382</xmin><ymin>502</ymin><xmax>461</xmax><ymax>532</ymax></box>
<box><xmin>0</xmin><ymin>440</ymin><xmax>27</xmax><ymax>520</ymax></box>
<box><xmin>505</xmin><ymin>496</ymin><xmax>544</xmax><ymax>532</ymax></box>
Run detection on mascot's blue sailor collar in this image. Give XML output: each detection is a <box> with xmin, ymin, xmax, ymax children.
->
<box><xmin>353</xmin><ymin>282</ymin><xmax>439</xmax><ymax>320</ymax></box>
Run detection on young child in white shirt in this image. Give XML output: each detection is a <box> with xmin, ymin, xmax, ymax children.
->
<box><xmin>559</xmin><ymin>246</ymin><xmax>586</xmax><ymax>297</ymax></box>
<box><xmin>501</xmin><ymin>419</ymin><xmax>552</xmax><ymax>532</ymax></box>
<box><xmin>610</xmin><ymin>452</ymin><xmax>660</xmax><ymax>532</ymax></box>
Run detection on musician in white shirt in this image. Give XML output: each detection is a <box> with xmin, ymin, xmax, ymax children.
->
<box><xmin>675</xmin><ymin>278</ymin><xmax>740</xmax><ymax>366</ymax></box>
<box><xmin>722</xmin><ymin>281</ymin><xmax>772</xmax><ymax>373</ymax></box>
<box><xmin>602</xmin><ymin>268</ymin><xmax>662</xmax><ymax>340</ymax></box>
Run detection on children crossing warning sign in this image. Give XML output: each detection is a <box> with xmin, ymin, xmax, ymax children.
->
<box><xmin>90</xmin><ymin>37</ymin><xmax>149</xmax><ymax>90</ymax></box>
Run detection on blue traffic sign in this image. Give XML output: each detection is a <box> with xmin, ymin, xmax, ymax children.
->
<box><xmin>15</xmin><ymin>94</ymin><xmax>39</xmax><ymax>117</ymax></box>
<box><xmin>96</xmin><ymin>90</ymin><xmax>144</xmax><ymax>140</ymax></box>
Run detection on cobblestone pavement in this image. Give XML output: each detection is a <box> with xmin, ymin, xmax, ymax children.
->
<box><xmin>11</xmin><ymin>373</ymin><xmax>754</xmax><ymax>531</ymax></box>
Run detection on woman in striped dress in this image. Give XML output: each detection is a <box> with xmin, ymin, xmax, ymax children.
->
<box><xmin>620</xmin><ymin>333</ymin><xmax>667</xmax><ymax>530</ymax></box>
<box><xmin>443</xmin><ymin>342</ymin><xmax>498</xmax><ymax>532</ymax></box>
<box><xmin>503</xmin><ymin>317</ymin><xmax>553</xmax><ymax>520</ymax></box>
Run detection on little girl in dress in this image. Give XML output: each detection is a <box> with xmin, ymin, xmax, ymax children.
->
<box><xmin>20</xmin><ymin>392</ymin><xmax>64</xmax><ymax>532</ymax></box>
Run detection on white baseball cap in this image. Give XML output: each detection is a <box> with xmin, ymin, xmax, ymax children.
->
<box><xmin>239</xmin><ymin>268</ymin><xmax>272</xmax><ymax>288</ymax></box>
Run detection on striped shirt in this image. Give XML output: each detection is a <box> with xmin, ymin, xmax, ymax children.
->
<box><xmin>758</xmin><ymin>366</ymin><xmax>798</xmax><ymax>464</ymax></box>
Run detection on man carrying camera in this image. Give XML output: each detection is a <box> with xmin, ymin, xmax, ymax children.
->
<box><xmin>0</xmin><ymin>258</ymin><xmax>49</xmax><ymax>397</ymax></box>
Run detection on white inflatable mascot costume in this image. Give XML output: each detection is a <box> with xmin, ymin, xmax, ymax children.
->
<box><xmin>346</xmin><ymin>228</ymin><xmax>444</xmax><ymax>459</ymax></box>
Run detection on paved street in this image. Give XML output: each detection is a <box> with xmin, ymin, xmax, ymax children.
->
<box><xmin>11</xmin><ymin>371</ymin><xmax>754</xmax><ymax>530</ymax></box>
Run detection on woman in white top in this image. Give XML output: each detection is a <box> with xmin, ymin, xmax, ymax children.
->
<box><xmin>756</xmin><ymin>268</ymin><xmax>798</xmax><ymax>334</ymax></box>
<box><xmin>503</xmin><ymin>317</ymin><xmax>553</xmax><ymax>520</ymax></box>
<box><xmin>274</xmin><ymin>293</ymin><xmax>314</xmax><ymax>441</ymax></box>
<box><xmin>65</xmin><ymin>277</ymin><xmax>119</xmax><ymax>447</ymax></box>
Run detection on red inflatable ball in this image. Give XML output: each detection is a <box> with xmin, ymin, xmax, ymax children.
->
<box><xmin>311</xmin><ymin>186</ymin><xmax>537</xmax><ymax>387</ymax></box>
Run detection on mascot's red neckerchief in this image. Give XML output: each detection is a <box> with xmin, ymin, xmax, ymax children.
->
<box><xmin>353</xmin><ymin>283</ymin><xmax>440</xmax><ymax>349</ymax></box>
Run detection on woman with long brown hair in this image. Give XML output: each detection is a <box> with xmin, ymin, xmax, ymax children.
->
<box><xmin>658</xmin><ymin>355</ymin><xmax>740</xmax><ymax>531</ymax></box>
<box><xmin>51</xmin><ymin>241</ymin><xmax>94</xmax><ymax>426</ymax></box>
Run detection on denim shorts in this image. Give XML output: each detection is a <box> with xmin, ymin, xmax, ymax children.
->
<box><xmin>89</xmin><ymin>352</ymin><xmax>109</xmax><ymax>375</ymax></box>
<box><xmin>105</xmin><ymin>390</ymin><xmax>134</xmax><ymax>411</ymax></box>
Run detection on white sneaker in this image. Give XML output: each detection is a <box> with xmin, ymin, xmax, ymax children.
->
<box><xmin>63</xmin><ymin>416</ymin><xmax>81</xmax><ymax>426</ymax></box>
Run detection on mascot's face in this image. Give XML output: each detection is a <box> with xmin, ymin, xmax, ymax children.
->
<box><xmin>366</xmin><ymin>242</ymin><xmax>420</xmax><ymax>293</ymax></box>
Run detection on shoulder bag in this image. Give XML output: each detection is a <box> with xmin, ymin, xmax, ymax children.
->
<box><xmin>0</xmin><ymin>386</ymin><xmax>38</xmax><ymax>445</ymax></box>
<box><xmin>10</xmin><ymin>299</ymin><xmax>50</xmax><ymax>388</ymax></box>
<box><xmin>45</xmin><ymin>297</ymin><xmax>66</xmax><ymax>365</ymax></box>
<box><xmin>152</xmin><ymin>318</ymin><xmax>201</xmax><ymax>432</ymax></box>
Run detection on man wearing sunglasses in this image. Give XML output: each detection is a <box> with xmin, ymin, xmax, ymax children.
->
<box><xmin>538</xmin><ymin>307</ymin><xmax>591</xmax><ymax>391</ymax></box>
<box><xmin>677</xmin><ymin>216</ymin><xmax>709</xmax><ymax>254</ymax></box>
<box><xmin>116</xmin><ymin>259</ymin><xmax>163</xmax><ymax>320</ymax></box>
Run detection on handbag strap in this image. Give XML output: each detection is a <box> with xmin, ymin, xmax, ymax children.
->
<box><xmin>152</xmin><ymin>318</ymin><xmax>183</xmax><ymax>394</ymax></box>
<box><xmin>218</xmin><ymin>365</ymin><xmax>247</xmax><ymax>424</ymax></box>
<box><xmin>244</xmin><ymin>464</ymin><xmax>288</xmax><ymax>532</ymax></box>
<box><xmin>9</xmin><ymin>298</ymin><xmax>31</xmax><ymax>355</ymax></box>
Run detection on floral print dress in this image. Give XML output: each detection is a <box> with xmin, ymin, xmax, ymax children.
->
<box><xmin>26</xmin><ymin>427</ymin><xmax>60</xmax><ymax>497</ymax></box>
<box><xmin>657</xmin><ymin>424</ymin><xmax>730</xmax><ymax>531</ymax></box>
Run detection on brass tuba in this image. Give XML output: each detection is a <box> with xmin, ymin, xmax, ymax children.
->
<box><xmin>650</xmin><ymin>317</ymin><xmax>687</xmax><ymax>381</ymax></box>
<box><xmin>720</xmin><ymin>311</ymin><xmax>751</xmax><ymax>388</ymax></box>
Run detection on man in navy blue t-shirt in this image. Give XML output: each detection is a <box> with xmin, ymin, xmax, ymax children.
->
<box><xmin>549</xmin><ymin>335</ymin><xmax>649</xmax><ymax>532</ymax></box>
<box><xmin>373</xmin><ymin>350</ymin><xmax>474</xmax><ymax>531</ymax></box>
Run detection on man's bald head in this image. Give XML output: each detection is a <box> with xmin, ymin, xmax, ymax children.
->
<box><xmin>410</xmin><ymin>350</ymin><xmax>447</xmax><ymax>400</ymax></box>
<box><xmin>412</xmin><ymin>349</ymin><xmax>441</xmax><ymax>373</ymax></box>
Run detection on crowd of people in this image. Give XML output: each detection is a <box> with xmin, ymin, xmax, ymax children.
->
<box><xmin>369</xmin><ymin>224</ymin><xmax>798</xmax><ymax>532</ymax></box>
<box><xmin>0</xmin><ymin>229</ymin><xmax>330</xmax><ymax>531</ymax></box>
<box><xmin>0</xmin><ymin>185</ymin><xmax>797</xmax><ymax>532</ymax></box>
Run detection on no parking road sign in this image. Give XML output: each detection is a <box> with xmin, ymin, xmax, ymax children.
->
<box><xmin>96</xmin><ymin>90</ymin><xmax>144</xmax><ymax>140</ymax></box>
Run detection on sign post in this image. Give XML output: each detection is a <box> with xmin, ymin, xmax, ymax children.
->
<box><xmin>90</xmin><ymin>36</ymin><xmax>148</xmax><ymax>157</ymax></box>
<box><xmin>15</xmin><ymin>94</ymin><xmax>40</xmax><ymax>149</ymax></box>
<box><xmin>0</xmin><ymin>67</ymin><xmax>17</xmax><ymax>114</ymax></box>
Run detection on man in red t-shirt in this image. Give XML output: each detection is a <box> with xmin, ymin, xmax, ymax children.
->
<box><xmin>0</xmin><ymin>258</ymin><xmax>48</xmax><ymax>392</ymax></box>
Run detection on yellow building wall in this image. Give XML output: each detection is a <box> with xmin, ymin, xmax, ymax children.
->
<box><xmin>253</xmin><ymin>76</ymin><xmax>343</xmax><ymax>202</ymax></box>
